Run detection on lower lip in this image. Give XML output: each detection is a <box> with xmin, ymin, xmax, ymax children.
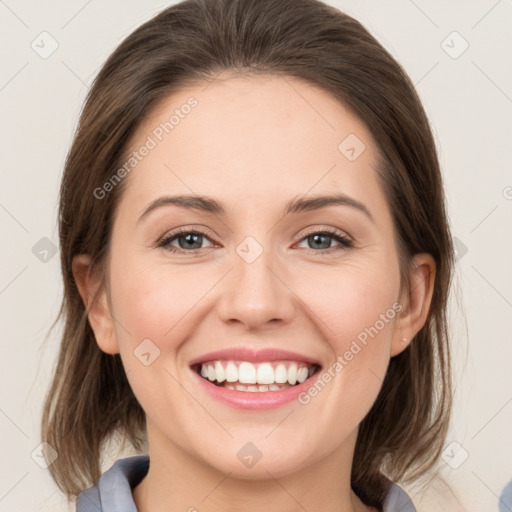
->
<box><xmin>192</xmin><ymin>368</ymin><xmax>320</xmax><ymax>410</ymax></box>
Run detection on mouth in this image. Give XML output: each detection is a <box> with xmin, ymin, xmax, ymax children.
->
<box><xmin>191</xmin><ymin>360</ymin><xmax>322</xmax><ymax>393</ymax></box>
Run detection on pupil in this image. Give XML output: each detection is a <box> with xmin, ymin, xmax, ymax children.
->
<box><xmin>311</xmin><ymin>234</ymin><xmax>329</xmax><ymax>249</ymax></box>
<box><xmin>180</xmin><ymin>233</ymin><xmax>201</xmax><ymax>249</ymax></box>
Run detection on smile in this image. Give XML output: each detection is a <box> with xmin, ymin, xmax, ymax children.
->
<box><xmin>194</xmin><ymin>360</ymin><xmax>319</xmax><ymax>392</ymax></box>
<box><xmin>189</xmin><ymin>347</ymin><xmax>322</xmax><ymax>409</ymax></box>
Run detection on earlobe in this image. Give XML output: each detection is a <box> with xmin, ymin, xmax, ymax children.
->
<box><xmin>390</xmin><ymin>253</ymin><xmax>436</xmax><ymax>357</ymax></box>
<box><xmin>72</xmin><ymin>254</ymin><xmax>120</xmax><ymax>355</ymax></box>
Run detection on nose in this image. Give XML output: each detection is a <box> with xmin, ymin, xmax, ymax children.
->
<box><xmin>216</xmin><ymin>240</ymin><xmax>296</xmax><ymax>331</ymax></box>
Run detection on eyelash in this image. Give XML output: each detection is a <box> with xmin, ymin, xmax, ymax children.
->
<box><xmin>157</xmin><ymin>227</ymin><xmax>354</xmax><ymax>256</ymax></box>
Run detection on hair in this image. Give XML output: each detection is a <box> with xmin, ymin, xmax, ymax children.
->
<box><xmin>41</xmin><ymin>0</ymin><xmax>454</xmax><ymax>508</ymax></box>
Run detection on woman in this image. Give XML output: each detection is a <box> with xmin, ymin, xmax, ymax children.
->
<box><xmin>41</xmin><ymin>0</ymin><xmax>454</xmax><ymax>510</ymax></box>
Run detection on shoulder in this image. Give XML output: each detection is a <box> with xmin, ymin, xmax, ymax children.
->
<box><xmin>76</xmin><ymin>455</ymin><xmax>150</xmax><ymax>512</ymax></box>
<box><xmin>383</xmin><ymin>483</ymin><xmax>417</xmax><ymax>512</ymax></box>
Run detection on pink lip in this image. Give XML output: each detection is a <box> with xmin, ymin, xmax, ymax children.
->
<box><xmin>189</xmin><ymin>347</ymin><xmax>322</xmax><ymax>410</ymax></box>
<box><xmin>192</xmin><ymin>368</ymin><xmax>320</xmax><ymax>410</ymax></box>
<box><xmin>189</xmin><ymin>347</ymin><xmax>321</xmax><ymax>366</ymax></box>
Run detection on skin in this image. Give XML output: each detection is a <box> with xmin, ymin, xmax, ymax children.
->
<box><xmin>73</xmin><ymin>71</ymin><xmax>435</xmax><ymax>512</ymax></box>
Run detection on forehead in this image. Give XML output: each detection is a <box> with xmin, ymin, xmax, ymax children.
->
<box><xmin>118</xmin><ymin>73</ymin><xmax>386</xmax><ymax>219</ymax></box>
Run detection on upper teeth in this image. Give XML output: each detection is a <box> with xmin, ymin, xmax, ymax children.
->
<box><xmin>199</xmin><ymin>361</ymin><xmax>313</xmax><ymax>385</ymax></box>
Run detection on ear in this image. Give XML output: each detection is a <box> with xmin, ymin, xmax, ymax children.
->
<box><xmin>72</xmin><ymin>254</ymin><xmax>119</xmax><ymax>355</ymax></box>
<box><xmin>390</xmin><ymin>253</ymin><xmax>436</xmax><ymax>357</ymax></box>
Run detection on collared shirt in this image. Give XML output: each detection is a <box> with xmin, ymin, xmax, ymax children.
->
<box><xmin>76</xmin><ymin>455</ymin><xmax>417</xmax><ymax>512</ymax></box>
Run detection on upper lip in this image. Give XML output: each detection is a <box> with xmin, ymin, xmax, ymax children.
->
<box><xmin>189</xmin><ymin>347</ymin><xmax>322</xmax><ymax>367</ymax></box>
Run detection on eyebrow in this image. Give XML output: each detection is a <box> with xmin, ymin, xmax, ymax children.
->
<box><xmin>138</xmin><ymin>193</ymin><xmax>374</xmax><ymax>223</ymax></box>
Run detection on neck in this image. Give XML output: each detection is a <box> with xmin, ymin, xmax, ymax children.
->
<box><xmin>132</xmin><ymin>421</ymin><xmax>373</xmax><ymax>512</ymax></box>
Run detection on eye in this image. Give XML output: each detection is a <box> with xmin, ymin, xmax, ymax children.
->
<box><xmin>157</xmin><ymin>227</ymin><xmax>354</xmax><ymax>255</ymax></box>
<box><xmin>158</xmin><ymin>229</ymin><xmax>215</xmax><ymax>254</ymax></box>
<box><xmin>296</xmin><ymin>229</ymin><xmax>354</xmax><ymax>254</ymax></box>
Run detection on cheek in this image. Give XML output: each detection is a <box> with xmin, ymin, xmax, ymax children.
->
<box><xmin>109</xmin><ymin>258</ymin><xmax>205</xmax><ymax>345</ymax></box>
<box><xmin>106</xmin><ymin>259</ymin><xmax>208</xmax><ymax>430</ymax></box>
<box><xmin>295</xmin><ymin>263</ymin><xmax>400</xmax><ymax>402</ymax></box>
<box><xmin>296</xmin><ymin>263</ymin><xmax>399</xmax><ymax>346</ymax></box>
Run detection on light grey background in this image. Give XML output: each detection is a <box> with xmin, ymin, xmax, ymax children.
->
<box><xmin>1</xmin><ymin>1</ymin><xmax>511</xmax><ymax>511</ymax></box>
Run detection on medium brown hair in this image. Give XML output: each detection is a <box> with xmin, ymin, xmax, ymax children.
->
<box><xmin>41</xmin><ymin>0</ymin><xmax>454</xmax><ymax>508</ymax></box>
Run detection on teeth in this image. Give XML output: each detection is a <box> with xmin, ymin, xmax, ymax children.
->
<box><xmin>229</xmin><ymin>382</ymin><xmax>292</xmax><ymax>392</ymax></box>
<box><xmin>287</xmin><ymin>363</ymin><xmax>297</xmax><ymax>385</ymax></box>
<box><xmin>198</xmin><ymin>360</ymin><xmax>317</xmax><ymax>389</ymax></box>
<box><xmin>297</xmin><ymin>366</ymin><xmax>308</xmax><ymax>383</ymax></box>
<box><xmin>274</xmin><ymin>364</ymin><xmax>288</xmax><ymax>383</ymax></box>
<box><xmin>239</xmin><ymin>362</ymin><xmax>257</xmax><ymax>384</ymax></box>
<box><xmin>215</xmin><ymin>361</ymin><xmax>225</xmax><ymax>382</ymax></box>
<box><xmin>225</xmin><ymin>362</ymin><xmax>238</xmax><ymax>382</ymax></box>
<box><xmin>236</xmin><ymin>384</ymin><xmax>259</xmax><ymax>392</ymax></box>
<box><xmin>256</xmin><ymin>363</ymin><xmax>274</xmax><ymax>384</ymax></box>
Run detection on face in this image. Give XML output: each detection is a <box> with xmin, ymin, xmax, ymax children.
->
<box><xmin>84</xmin><ymin>72</ymin><xmax>426</xmax><ymax>479</ymax></box>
